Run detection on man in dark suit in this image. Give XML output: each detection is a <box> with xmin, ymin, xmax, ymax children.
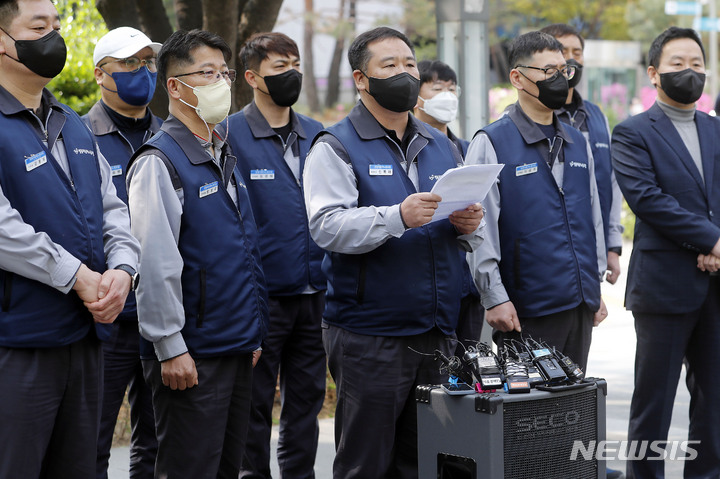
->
<box><xmin>612</xmin><ymin>27</ymin><xmax>720</xmax><ymax>479</ymax></box>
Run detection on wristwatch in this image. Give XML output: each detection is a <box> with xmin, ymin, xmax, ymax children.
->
<box><xmin>115</xmin><ymin>264</ymin><xmax>140</xmax><ymax>291</ymax></box>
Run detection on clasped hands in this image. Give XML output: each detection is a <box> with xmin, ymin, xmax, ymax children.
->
<box><xmin>400</xmin><ymin>192</ymin><xmax>483</xmax><ymax>234</ymax></box>
<box><xmin>72</xmin><ymin>264</ymin><xmax>132</xmax><ymax>323</ymax></box>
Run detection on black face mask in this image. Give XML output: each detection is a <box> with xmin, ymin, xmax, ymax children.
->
<box><xmin>566</xmin><ymin>59</ymin><xmax>583</xmax><ymax>89</ymax></box>
<box><xmin>520</xmin><ymin>70</ymin><xmax>569</xmax><ymax>110</ymax></box>
<box><xmin>1</xmin><ymin>28</ymin><xmax>67</xmax><ymax>78</ymax></box>
<box><xmin>659</xmin><ymin>68</ymin><xmax>706</xmax><ymax>105</ymax></box>
<box><xmin>258</xmin><ymin>69</ymin><xmax>303</xmax><ymax>107</ymax></box>
<box><xmin>363</xmin><ymin>71</ymin><xmax>420</xmax><ymax>113</ymax></box>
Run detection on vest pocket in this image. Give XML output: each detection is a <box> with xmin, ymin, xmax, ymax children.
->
<box><xmin>197</xmin><ymin>269</ymin><xmax>206</xmax><ymax>328</ymax></box>
<box><xmin>1</xmin><ymin>272</ymin><xmax>12</xmax><ymax>312</ymax></box>
<box><xmin>356</xmin><ymin>257</ymin><xmax>366</xmax><ymax>304</ymax></box>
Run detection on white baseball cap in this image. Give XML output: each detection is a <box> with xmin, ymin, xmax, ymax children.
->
<box><xmin>93</xmin><ymin>27</ymin><xmax>162</xmax><ymax>66</ymax></box>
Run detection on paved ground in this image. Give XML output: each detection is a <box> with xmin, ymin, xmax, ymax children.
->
<box><xmin>109</xmin><ymin>243</ymin><xmax>694</xmax><ymax>478</ymax></box>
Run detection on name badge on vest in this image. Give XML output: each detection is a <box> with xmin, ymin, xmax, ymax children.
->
<box><xmin>369</xmin><ymin>164</ymin><xmax>393</xmax><ymax>176</ymax></box>
<box><xmin>110</xmin><ymin>164</ymin><xmax>123</xmax><ymax>177</ymax></box>
<box><xmin>250</xmin><ymin>169</ymin><xmax>275</xmax><ymax>180</ymax></box>
<box><xmin>516</xmin><ymin>162</ymin><xmax>537</xmax><ymax>177</ymax></box>
<box><xmin>25</xmin><ymin>152</ymin><xmax>47</xmax><ymax>172</ymax></box>
<box><xmin>199</xmin><ymin>181</ymin><xmax>219</xmax><ymax>198</ymax></box>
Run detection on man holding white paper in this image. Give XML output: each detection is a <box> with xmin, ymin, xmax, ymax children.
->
<box><xmin>303</xmin><ymin>27</ymin><xmax>484</xmax><ymax>478</ymax></box>
<box><xmin>466</xmin><ymin>31</ymin><xmax>607</xmax><ymax>372</ymax></box>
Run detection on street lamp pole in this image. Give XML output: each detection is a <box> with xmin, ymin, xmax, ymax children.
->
<box><xmin>435</xmin><ymin>0</ymin><xmax>490</xmax><ymax>138</ymax></box>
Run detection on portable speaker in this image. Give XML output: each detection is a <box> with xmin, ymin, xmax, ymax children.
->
<box><xmin>416</xmin><ymin>380</ymin><xmax>607</xmax><ymax>479</ymax></box>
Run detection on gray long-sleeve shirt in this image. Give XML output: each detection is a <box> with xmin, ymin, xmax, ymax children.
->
<box><xmin>0</xmin><ymin>86</ymin><xmax>139</xmax><ymax>294</ymax></box>
<box><xmin>466</xmin><ymin>104</ymin><xmax>606</xmax><ymax>310</ymax></box>
<box><xmin>127</xmin><ymin>118</ymin><xmax>236</xmax><ymax>361</ymax></box>
<box><xmin>303</xmin><ymin>102</ymin><xmax>484</xmax><ymax>255</ymax></box>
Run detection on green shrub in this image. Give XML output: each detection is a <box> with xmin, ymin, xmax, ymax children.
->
<box><xmin>47</xmin><ymin>1</ymin><xmax>107</xmax><ymax>115</ymax></box>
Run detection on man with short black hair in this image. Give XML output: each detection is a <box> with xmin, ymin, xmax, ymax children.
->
<box><xmin>612</xmin><ymin>26</ymin><xmax>720</xmax><ymax>479</ymax></box>
<box><xmin>127</xmin><ymin>29</ymin><xmax>269</xmax><ymax>478</ymax></box>
<box><xmin>85</xmin><ymin>26</ymin><xmax>162</xmax><ymax>479</ymax></box>
<box><xmin>227</xmin><ymin>32</ymin><xmax>326</xmax><ymax>479</ymax></box>
<box><xmin>467</xmin><ymin>31</ymin><xmax>607</xmax><ymax>373</ymax></box>
<box><xmin>414</xmin><ymin>60</ymin><xmax>484</xmax><ymax>353</ymax></box>
<box><xmin>0</xmin><ymin>0</ymin><xmax>140</xmax><ymax>476</ymax></box>
<box><xmin>414</xmin><ymin>60</ymin><xmax>465</xmax><ymax>154</ymax></box>
<box><xmin>540</xmin><ymin>23</ymin><xmax>624</xmax><ymax>286</ymax></box>
<box><xmin>304</xmin><ymin>26</ymin><xmax>484</xmax><ymax>478</ymax></box>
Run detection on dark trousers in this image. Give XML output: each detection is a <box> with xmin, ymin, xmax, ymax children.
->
<box><xmin>0</xmin><ymin>334</ymin><xmax>101</xmax><ymax>479</ymax></box>
<box><xmin>143</xmin><ymin>353</ymin><xmax>254</xmax><ymax>479</ymax></box>
<box><xmin>323</xmin><ymin>324</ymin><xmax>454</xmax><ymax>479</ymax></box>
<box><xmin>494</xmin><ymin>303</ymin><xmax>594</xmax><ymax>372</ymax></box>
<box><xmin>96</xmin><ymin>320</ymin><xmax>157</xmax><ymax>479</ymax></box>
<box><xmin>455</xmin><ymin>293</ymin><xmax>485</xmax><ymax>356</ymax></box>
<box><xmin>240</xmin><ymin>293</ymin><xmax>326</xmax><ymax>479</ymax></box>
<box><xmin>627</xmin><ymin>277</ymin><xmax>720</xmax><ymax>479</ymax></box>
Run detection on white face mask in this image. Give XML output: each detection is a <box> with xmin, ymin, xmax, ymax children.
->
<box><xmin>176</xmin><ymin>77</ymin><xmax>232</xmax><ymax>125</ymax></box>
<box><xmin>420</xmin><ymin>91</ymin><xmax>459</xmax><ymax>124</ymax></box>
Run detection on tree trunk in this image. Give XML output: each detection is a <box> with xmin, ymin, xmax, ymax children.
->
<box><xmin>136</xmin><ymin>0</ymin><xmax>174</xmax><ymax>42</ymax></box>
<box><xmin>234</xmin><ymin>0</ymin><xmax>285</xmax><ymax>111</ymax></box>
<box><xmin>174</xmin><ymin>0</ymin><xmax>203</xmax><ymax>31</ymax></box>
<box><xmin>95</xmin><ymin>0</ymin><xmax>141</xmax><ymax>30</ymax></box>
<box><xmin>303</xmin><ymin>0</ymin><xmax>320</xmax><ymax>113</ymax></box>
<box><xmin>203</xmin><ymin>0</ymin><xmax>239</xmax><ymax>70</ymax></box>
<box><xmin>325</xmin><ymin>0</ymin><xmax>354</xmax><ymax>109</ymax></box>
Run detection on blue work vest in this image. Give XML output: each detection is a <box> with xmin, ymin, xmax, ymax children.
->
<box><xmin>134</xmin><ymin>128</ymin><xmax>268</xmax><ymax>358</ymax></box>
<box><xmin>0</xmin><ymin>107</ymin><xmax>105</xmax><ymax>347</ymax></box>
<box><xmin>227</xmin><ymin>110</ymin><xmax>326</xmax><ymax>295</ymax></box>
<box><xmin>320</xmin><ymin>118</ymin><xmax>465</xmax><ymax>336</ymax></box>
<box><xmin>83</xmin><ymin>103</ymin><xmax>161</xmax><ymax>328</ymax></box>
<box><xmin>584</xmin><ymin>101</ymin><xmax>613</xmax><ymax>248</ymax></box>
<box><xmin>483</xmin><ymin>117</ymin><xmax>601</xmax><ymax>318</ymax></box>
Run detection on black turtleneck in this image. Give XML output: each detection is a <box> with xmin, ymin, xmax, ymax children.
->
<box><xmin>100</xmin><ymin>100</ymin><xmax>152</xmax><ymax>151</ymax></box>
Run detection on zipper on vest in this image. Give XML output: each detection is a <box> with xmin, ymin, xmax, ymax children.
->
<box><xmin>197</xmin><ymin>268</ymin><xmax>207</xmax><ymax>328</ymax></box>
<box><xmin>557</xmin><ymin>188</ymin><xmax>584</xmax><ymax>299</ymax></box>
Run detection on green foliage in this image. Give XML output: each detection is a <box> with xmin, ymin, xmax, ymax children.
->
<box><xmin>401</xmin><ymin>0</ymin><xmax>437</xmax><ymax>61</ymax></box>
<box><xmin>47</xmin><ymin>1</ymin><xmax>108</xmax><ymax>115</ymax></box>
<box><xmin>625</xmin><ymin>0</ymin><xmax>695</xmax><ymax>53</ymax></box>
<box><xmin>376</xmin><ymin>0</ymin><xmax>437</xmax><ymax>61</ymax></box>
<box><xmin>491</xmin><ymin>0</ymin><xmax>631</xmax><ymax>41</ymax></box>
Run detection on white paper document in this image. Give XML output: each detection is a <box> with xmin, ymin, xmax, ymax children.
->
<box><xmin>429</xmin><ymin>164</ymin><xmax>504</xmax><ymax>223</ymax></box>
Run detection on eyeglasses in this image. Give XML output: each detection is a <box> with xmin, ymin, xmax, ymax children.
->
<box><xmin>99</xmin><ymin>57</ymin><xmax>157</xmax><ymax>73</ymax></box>
<box><xmin>175</xmin><ymin>69</ymin><xmax>237</xmax><ymax>83</ymax></box>
<box><xmin>516</xmin><ymin>64</ymin><xmax>576</xmax><ymax>80</ymax></box>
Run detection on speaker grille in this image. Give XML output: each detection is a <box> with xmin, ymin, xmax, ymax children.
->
<box><xmin>502</xmin><ymin>389</ymin><xmax>598</xmax><ymax>479</ymax></box>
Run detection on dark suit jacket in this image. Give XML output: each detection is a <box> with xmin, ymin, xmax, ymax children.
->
<box><xmin>612</xmin><ymin>102</ymin><xmax>720</xmax><ymax>314</ymax></box>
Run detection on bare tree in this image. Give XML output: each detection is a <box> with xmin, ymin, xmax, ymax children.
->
<box><xmin>136</xmin><ymin>0</ymin><xmax>174</xmax><ymax>43</ymax></box>
<box><xmin>303</xmin><ymin>0</ymin><xmax>320</xmax><ymax>113</ymax></box>
<box><xmin>234</xmin><ymin>0</ymin><xmax>286</xmax><ymax>109</ymax></box>
<box><xmin>325</xmin><ymin>0</ymin><xmax>355</xmax><ymax>109</ymax></box>
<box><xmin>94</xmin><ymin>0</ymin><xmax>285</xmax><ymax>115</ymax></box>
<box><xmin>174</xmin><ymin>0</ymin><xmax>203</xmax><ymax>31</ymax></box>
<box><xmin>95</xmin><ymin>0</ymin><xmax>141</xmax><ymax>29</ymax></box>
